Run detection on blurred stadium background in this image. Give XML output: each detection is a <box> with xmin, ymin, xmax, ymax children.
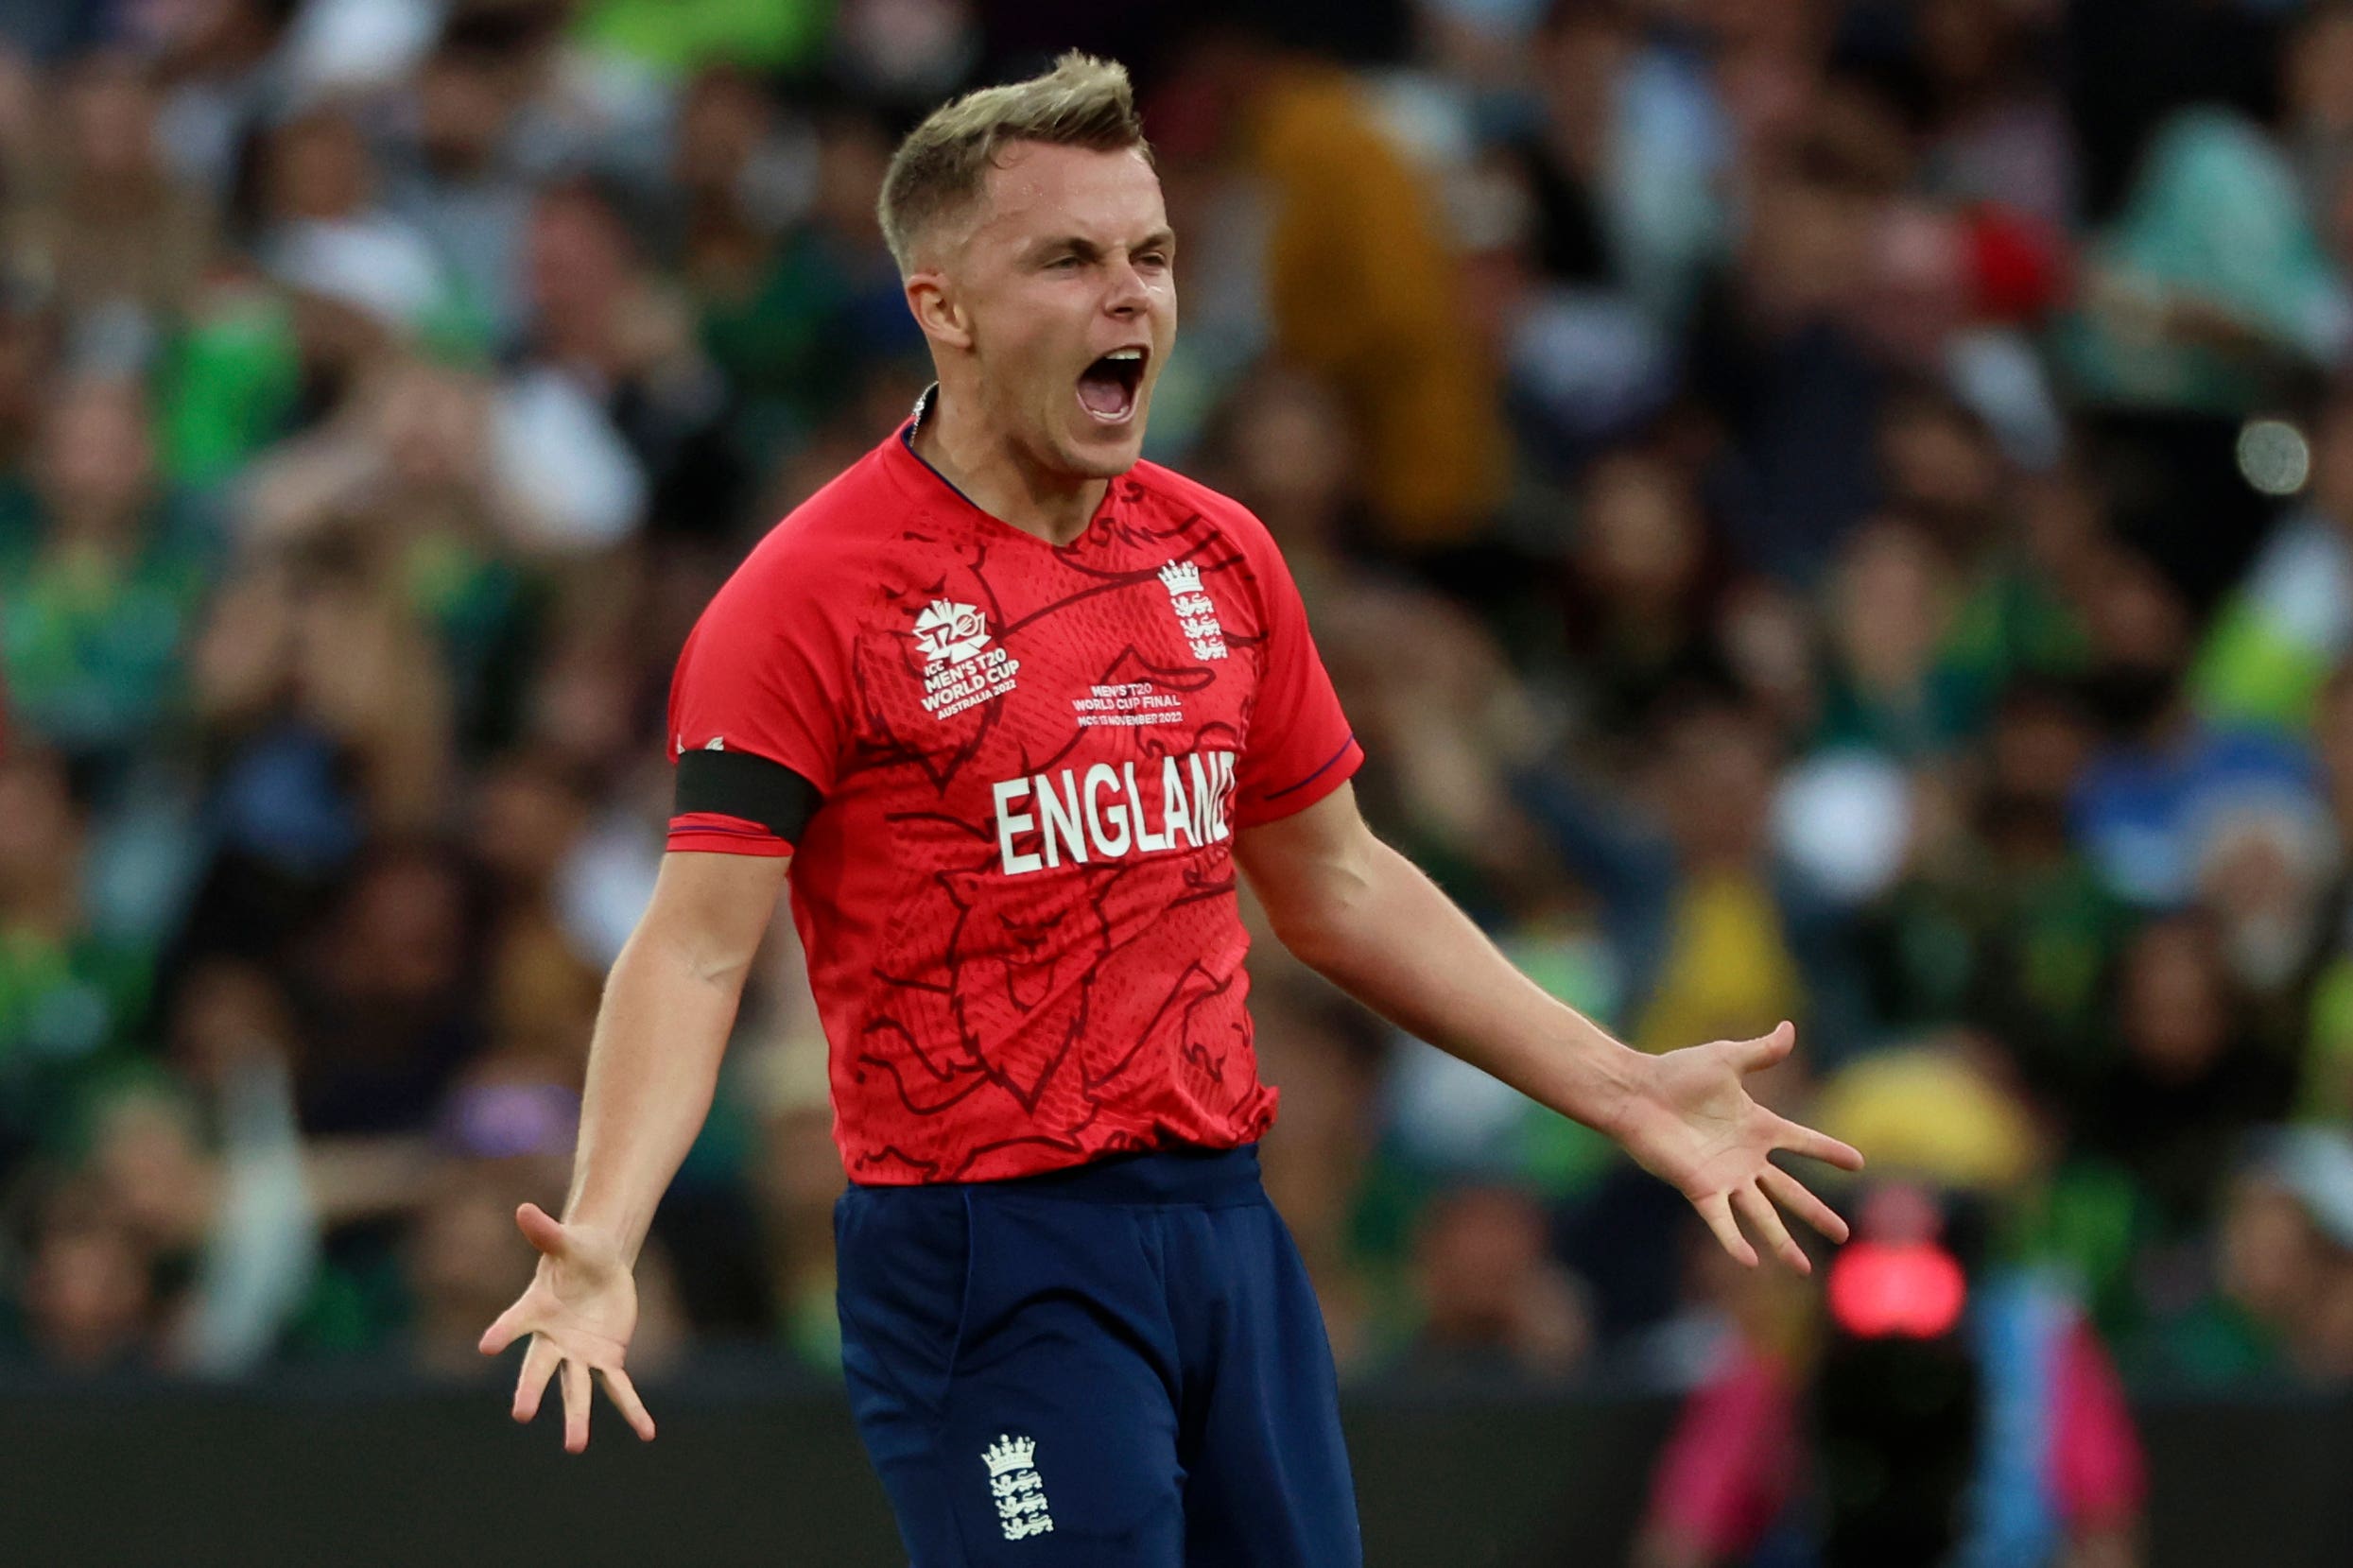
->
<box><xmin>3</xmin><ymin>0</ymin><xmax>2353</xmax><ymax>1563</ymax></box>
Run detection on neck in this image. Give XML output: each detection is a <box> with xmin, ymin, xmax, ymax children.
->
<box><xmin>913</xmin><ymin>384</ymin><xmax>1106</xmax><ymax>547</ymax></box>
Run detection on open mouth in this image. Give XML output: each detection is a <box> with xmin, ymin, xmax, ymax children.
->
<box><xmin>1077</xmin><ymin>348</ymin><xmax>1147</xmax><ymax>425</ymax></box>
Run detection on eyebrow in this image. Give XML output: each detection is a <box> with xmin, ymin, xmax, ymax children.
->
<box><xmin>1030</xmin><ymin>229</ymin><xmax>1177</xmax><ymax>263</ymax></box>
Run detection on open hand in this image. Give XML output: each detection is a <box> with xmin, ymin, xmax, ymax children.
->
<box><xmin>477</xmin><ymin>1202</ymin><xmax>657</xmax><ymax>1452</ymax></box>
<box><xmin>1614</xmin><ymin>1022</ymin><xmax>1864</xmax><ymax>1273</ymax></box>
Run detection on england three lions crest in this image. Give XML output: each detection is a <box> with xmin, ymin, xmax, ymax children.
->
<box><xmin>982</xmin><ymin>1434</ymin><xmax>1055</xmax><ymax>1541</ymax></box>
<box><xmin>1158</xmin><ymin>560</ymin><xmax>1227</xmax><ymax>661</ymax></box>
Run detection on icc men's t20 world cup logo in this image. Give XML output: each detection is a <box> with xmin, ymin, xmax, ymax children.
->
<box><xmin>912</xmin><ymin>599</ymin><xmax>993</xmax><ymax>666</ymax></box>
<box><xmin>911</xmin><ymin>599</ymin><xmax>1020</xmax><ymax>719</ymax></box>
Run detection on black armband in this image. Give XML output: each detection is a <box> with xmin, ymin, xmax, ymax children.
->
<box><xmin>674</xmin><ymin>748</ymin><xmax>822</xmax><ymax>845</ymax></box>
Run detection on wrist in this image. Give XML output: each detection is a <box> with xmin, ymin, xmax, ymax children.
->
<box><xmin>1591</xmin><ymin>1044</ymin><xmax>1661</xmax><ymax>1146</ymax></box>
<box><xmin>560</xmin><ymin>1215</ymin><xmax>640</xmax><ymax>1269</ymax></box>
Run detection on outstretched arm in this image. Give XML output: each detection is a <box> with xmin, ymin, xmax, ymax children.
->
<box><xmin>478</xmin><ymin>848</ymin><xmax>789</xmax><ymax>1449</ymax></box>
<box><xmin>1235</xmin><ymin>784</ymin><xmax>1861</xmax><ymax>1271</ymax></box>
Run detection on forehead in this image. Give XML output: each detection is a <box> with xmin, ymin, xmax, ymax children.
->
<box><xmin>969</xmin><ymin>142</ymin><xmax>1166</xmax><ymax>249</ymax></box>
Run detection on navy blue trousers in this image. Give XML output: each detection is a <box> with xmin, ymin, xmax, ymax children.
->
<box><xmin>834</xmin><ymin>1144</ymin><xmax>1363</xmax><ymax>1567</ymax></box>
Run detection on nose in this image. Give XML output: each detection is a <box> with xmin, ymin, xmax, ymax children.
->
<box><xmin>1104</xmin><ymin>254</ymin><xmax>1149</xmax><ymax>319</ymax></box>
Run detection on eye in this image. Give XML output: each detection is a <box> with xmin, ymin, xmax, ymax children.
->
<box><xmin>1047</xmin><ymin>254</ymin><xmax>1082</xmax><ymax>271</ymax></box>
<box><xmin>1137</xmin><ymin>251</ymin><xmax>1169</xmax><ymax>270</ymax></box>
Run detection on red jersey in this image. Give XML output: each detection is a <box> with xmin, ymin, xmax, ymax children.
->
<box><xmin>665</xmin><ymin>402</ymin><xmax>1362</xmax><ymax>1183</ymax></box>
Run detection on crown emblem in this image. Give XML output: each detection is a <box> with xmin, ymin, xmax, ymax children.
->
<box><xmin>982</xmin><ymin>1435</ymin><xmax>1037</xmax><ymax>1478</ymax></box>
<box><xmin>1158</xmin><ymin>560</ymin><xmax>1202</xmax><ymax>595</ymax></box>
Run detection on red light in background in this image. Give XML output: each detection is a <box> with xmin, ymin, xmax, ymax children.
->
<box><xmin>1827</xmin><ymin>1241</ymin><xmax>1968</xmax><ymax>1338</ymax></box>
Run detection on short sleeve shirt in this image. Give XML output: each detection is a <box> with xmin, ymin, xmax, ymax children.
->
<box><xmin>666</xmin><ymin>401</ymin><xmax>1361</xmax><ymax>1183</ymax></box>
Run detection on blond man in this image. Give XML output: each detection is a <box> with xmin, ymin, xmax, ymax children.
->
<box><xmin>480</xmin><ymin>54</ymin><xmax>1862</xmax><ymax>1566</ymax></box>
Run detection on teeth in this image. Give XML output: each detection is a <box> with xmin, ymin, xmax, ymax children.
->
<box><xmin>1105</xmin><ymin>349</ymin><xmax>1144</xmax><ymax>361</ymax></box>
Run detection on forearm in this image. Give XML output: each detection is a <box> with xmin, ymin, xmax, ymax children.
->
<box><xmin>560</xmin><ymin>926</ymin><xmax>749</xmax><ymax>1265</ymax></box>
<box><xmin>1271</xmin><ymin>837</ymin><xmax>1648</xmax><ymax>1135</ymax></box>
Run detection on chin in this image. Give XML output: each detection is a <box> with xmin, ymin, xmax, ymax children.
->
<box><xmin>1056</xmin><ymin>419</ymin><xmax>1148</xmax><ymax>478</ymax></box>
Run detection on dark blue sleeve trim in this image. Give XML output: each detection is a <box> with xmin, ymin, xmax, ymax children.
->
<box><xmin>1262</xmin><ymin>734</ymin><xmax>1358</xmax><ymax>801</ymax></box>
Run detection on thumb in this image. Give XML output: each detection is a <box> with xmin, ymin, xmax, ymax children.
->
<box><xmin>1731</xmin><ymin>1021</ymin><xmax>1796</xmax><ymax>1073</ymax></box>
<box><xmin>515</xmin><ymin>1200</ymin><xmax>569</xmax><ymax>1258</ymax></box>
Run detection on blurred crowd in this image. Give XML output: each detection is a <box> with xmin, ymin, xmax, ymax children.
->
<box><xmin>7</xmin><ymin>0</ymin><xmax>2353</xmax><ymax>1554</ymax></box>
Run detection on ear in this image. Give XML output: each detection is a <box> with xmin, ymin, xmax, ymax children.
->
<box><xmin>906</xmin><ymin>269</ymin><xmax>973</xmax><ymax>353</ymax></box>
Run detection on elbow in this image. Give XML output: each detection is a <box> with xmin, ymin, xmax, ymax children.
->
<box><xmin>633</xmin><ymin>918</ymin><xmax>758</xmax><ymax>993</ymax></box>
<box><xmin>1242</xmin><ymin>803</ymin><xmax>1390</xmax><ymax>974</ymax></box>
<box><xmin>679</xmin><ymin>937</ymin><xmax>760</xmax><ymax>992</ymax></box>
<box><xmin>1265</xmin><ymin>902</ymin><xmax>1338</xmax><ymax>971</ymax></box>
<box><xmin>628</xmin><ymin>850</ymin><xmax>787</xmax><ymax>993</ymax></box>
<box><xmin>682</xmin><ymin>949</ymin><xmax>757</xmax><ymax>992</ymax></box>
<box><xmin>1263</xmin><ymin>866</ymin><xmax>1375</xmax><ymax>975</ymax></box>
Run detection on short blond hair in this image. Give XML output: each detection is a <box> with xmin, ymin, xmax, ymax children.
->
<box><xmin>877</xmin><ymin>52</ymin><xmax>1151</xmax><ymax>273</ymax></box>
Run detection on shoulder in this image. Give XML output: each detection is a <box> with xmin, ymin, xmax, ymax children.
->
<box><xmin>1124</xmin><ymin>462</ymin><xmax>1318</xmax><ymax>639</ymax></box>
<box><xmin>710</xmin><ymin>444</ymin><xmax>906</xmax><ymax>614</ymax></box>
<box><xmin>752</xmin><ymin>442</ymin><xmax>907</xmax><ymax>563</ymax></box>
<box><xmin>1126</xmin><ymin>459</ymin><xmax>1282</xmax><ymax>560</ymax></box>
<box><xmin>681</xmin><ymin>447</ymin><xmax>919</xmax><ymax>680</ymax></box>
